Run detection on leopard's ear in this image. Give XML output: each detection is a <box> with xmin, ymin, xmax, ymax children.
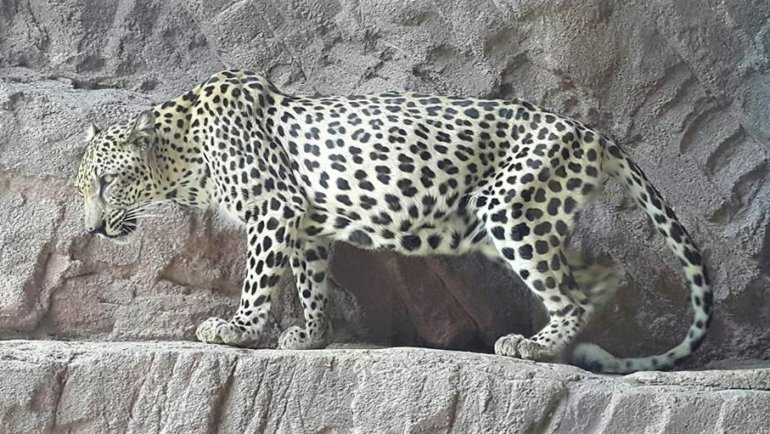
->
<box><xmin>127</xmin><ymin>110</ymin><xmax>156</xmax><ymax>146</ymax></box>
<box><xmin>85</xmin><ymin>123</ymin><xmax>100</xmax><ymax>141</ymax></box>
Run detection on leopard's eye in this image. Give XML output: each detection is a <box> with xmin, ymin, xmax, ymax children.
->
<box><xmin>99</xmin><ymin>174</ymin><xmax>114</xmax><ymax>197</ymax></box>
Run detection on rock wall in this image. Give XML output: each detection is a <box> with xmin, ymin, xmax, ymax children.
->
<box><xmin>1</xmin><ymin>0</ymin><xmax>768</xmax><ymax>367</ymax></box>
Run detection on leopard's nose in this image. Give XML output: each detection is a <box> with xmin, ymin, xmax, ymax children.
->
<box><xmin>87</xmin><ymin>223</ymin><xmax>106</xmax><ymax>236</ymax></box>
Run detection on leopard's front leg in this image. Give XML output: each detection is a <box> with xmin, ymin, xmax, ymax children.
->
<box><xmin>196</xmin><ymin>217</ymin><xmax>290</xmax><ymax>347</ymax></box>
<box><xmin>278</xmin><ymin>237</ymin><xmax>333</xmax><ymax>350</ymax></box>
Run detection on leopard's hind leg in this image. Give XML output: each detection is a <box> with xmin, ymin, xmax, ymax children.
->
<box><xmin>564</xmin><ymin>249</ymin><xmax>620</xmax><ymax>311</ymax></box>
<box><xmin>475</xmin><ymin>160</ymin><xmax>603</xmax><ymax>360</ymax></box>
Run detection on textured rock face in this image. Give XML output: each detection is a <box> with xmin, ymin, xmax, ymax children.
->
<box><xmin>0</xmin><ymin>341</ymin><xmax>768</xmax><ymax>433</ymax></box>
<box><xmin>0</xmin><ymin>0</ymin><xmax>769</xmax><ymax>368</ymax></box>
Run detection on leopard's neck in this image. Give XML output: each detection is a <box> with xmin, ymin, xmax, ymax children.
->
<box><xmin>148</xmin><ymin>88</ymin><xmax>213</xmax><ymax>209</ymax></box>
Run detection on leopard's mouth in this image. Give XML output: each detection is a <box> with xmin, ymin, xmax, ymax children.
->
<box><xmin>96</xmin><ymin>216</ymin><xmax>138</xmax><ymax>243</ymax></box>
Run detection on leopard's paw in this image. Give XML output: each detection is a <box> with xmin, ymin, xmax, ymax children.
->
<box><xmin>196</xmin><ymin>317</ymin><xmax>255</xmax><ymax>346</ymax></box>
<box><xmin>494</xmin><ymin>334</ymin><xmax>552</xmax><ymax>361</ymax></box>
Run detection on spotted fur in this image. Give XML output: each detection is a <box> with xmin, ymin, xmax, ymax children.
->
<box><xmin>76</xmin><ymin>70</ymin><xmax>712</xmax><ymax>373</ymax></box>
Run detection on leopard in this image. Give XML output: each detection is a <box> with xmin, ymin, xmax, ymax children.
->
<box><xmin>76</xmin><ymin>69</ymin><xmax>712</xmax><ymax>373</ymax></box>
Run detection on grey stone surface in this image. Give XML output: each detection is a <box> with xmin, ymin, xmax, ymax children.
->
<box><xmin>0</xmin><ymin>0</ymin><xmax>768</xmax><ymax>371</ymax></box>
<box><xmin>0</xmin><ymin>341</ymin><xmax>768</xmax><ymax>433</ymax></box>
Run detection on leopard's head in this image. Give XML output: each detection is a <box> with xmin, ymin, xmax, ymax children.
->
<box><xmin>76</xmin><ymin>110</ymin><xmax>158</xmax><ymax>242</ymax></box>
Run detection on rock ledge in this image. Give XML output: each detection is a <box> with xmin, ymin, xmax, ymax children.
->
<box><xmin>0</xmin><ymin>340</ymin><xmax>767</xmax><ymax>433</ymax></box>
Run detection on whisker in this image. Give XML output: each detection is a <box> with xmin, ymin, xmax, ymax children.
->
<box><xmin>125</xmin><ymin>199</ymin><xmax>174</xmax><ymax>217</ymax></box>
<box><xmin>126</xmin><ymin>213</ymin><xmax>162</xmax><ymax>219</ymax></box>
<box><xmin>131</xmin><ymin>199</ymin><xmax>174</xmax><ymax>210</ymax></box>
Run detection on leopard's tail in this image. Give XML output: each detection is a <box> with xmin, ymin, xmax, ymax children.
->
<box><xmin>571</xmin><ymin>139</ymin><xmax>712</xmax><ymax>374</ymax></box>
